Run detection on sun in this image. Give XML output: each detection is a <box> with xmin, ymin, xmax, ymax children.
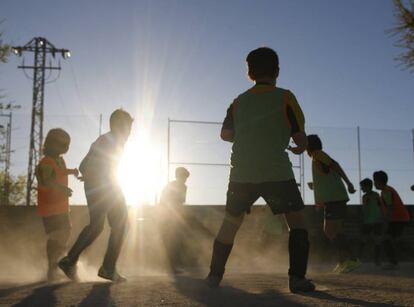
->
<box><xmin>117</xmin><ymin>133</ymin><xmax>164</xmax><ymax>207</ymax></box>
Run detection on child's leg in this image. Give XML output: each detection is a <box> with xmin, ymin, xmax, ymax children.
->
<box><xmin>383</xmin><ymin>222</ymin><xmax>399</xmax><ymax>265</ymax></box>
<box><xmin>358</xmin><ymin>224</ymin><xmax>369</xmax><ymax>259</ymax></box>
<box><xmin>209</xmin><ymin>212</ymin><xmax>244</xmax><ymax>279</ymax></box>
<box><xmin>284</xmin><ymin>210</ymin><xmax>309</xmax><ymax>279</ymax></box>
<box><xmin>373</xmin><ymin>224</ymin><xmax>383</xmax><ymax>266</ymax></box>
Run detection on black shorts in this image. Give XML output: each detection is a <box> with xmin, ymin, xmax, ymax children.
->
<box><xmin>42</xmin><ymin>212</ymin><xmax>72</xmax><ymax>234</ymax></box>
<box><xmin>324</xmin><ymin>201</ymin><xmax>347</xmax><ymax>220</ymax></box>
<box><xmin>387</xmin><ymin>222</ymin><xmax>407</xmax><ymax>239</ymax></box>
<box><xmin>361</xmin><ymin>223</ymin><xmax>383</xmax><ymax>236</ymax></box>
<box><xmin>225</xmin><ymin>180</ymin><xmax>305</xmax><ymax>216</ymax></box>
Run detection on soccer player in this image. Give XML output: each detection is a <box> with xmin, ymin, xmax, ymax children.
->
<box><xmin>36</xmin><ymin>128</ymin><xmax>79</xmax><ymax>281</ymax></box>
<box><xmin>358</xmin><ymin>178</ymin><xmax>385</xmax><ymax>266</ymax></box>
<box><xmin>58</xmin><ymin>109</ymin><xmax>133</xmax><ymax>282</ymax></box>
<box><xmin>373</xmin><ymin>170</ymin><xmax>410</xmax><ymax>269</ymax></box>
<box><xmin>306</xmin><ymin>134</ymin><xmax>359</xmax><ymax>273</ymax></box>
<box><xmin>159</xmin><ymin>167</ymin><xmax>190</xmax><ymax>273</ymax></box>
<box><xmin>206</xmin><ymin>47</ymin><xmax>315</xmax><ymax>293</ymax></box>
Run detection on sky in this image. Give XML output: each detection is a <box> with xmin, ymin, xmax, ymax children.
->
<box><xmin>1</xmin><ymin>0</ymin><xmax>414</xmax><ymax>205</ymax></box>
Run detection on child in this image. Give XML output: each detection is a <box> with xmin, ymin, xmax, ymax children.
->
<box><xmin>206</xmin><ymin>47</ymin><xmax>315</xmax><ymax>293</ymax></box>
<box><xmin>36</xmin><ymin>128</ymin><xmax>79</xmax><ymax>281</ymax></box>
<box><xmin>159</xmin><ymin>167</ymin><xmax>190</xmax><ymax>273</ymax></box>
<box><xmin>359</xmin><ymin>178</ymin><xmax>385</xmax><ymax>266</ymax></box>
<box><xmin>373</xmin><ymin>170</ymin><xmax>410</xmax><ymax>269</ymax></box>
<box><xmin>306</xmin><ymin>134</ymin><xmax>359</xmax><ymax>273</ymax></box>
<box><xmin>59</xmin><ymin>109</ymin><xmax>133</xmax><ymax>282</ymax></box>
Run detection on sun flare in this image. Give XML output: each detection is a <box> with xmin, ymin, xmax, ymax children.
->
<box><xmin>117</xmin><ymin>134</ymin><xmax>164</xmax><ymax>207</ymax></box>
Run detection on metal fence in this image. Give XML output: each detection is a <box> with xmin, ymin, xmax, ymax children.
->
<box><xmin>167</xmin><ymin>119</ymin><xmax>414</xmax><ymax>205</ymax></box>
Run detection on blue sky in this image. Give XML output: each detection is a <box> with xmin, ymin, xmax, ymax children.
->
<box><xmin>1</xmin><ymin>0</ymin><xmax>414</xmax><ymax>205</ymax></box>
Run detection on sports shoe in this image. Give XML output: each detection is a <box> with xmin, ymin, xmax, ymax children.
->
<box><xmin>206</xmin><ymin>273</ymin><xmax>222</xmax><ymax>288</ymax></box>
<box><xmin>289</xmin><ymin>276</ymin><xmax>315</xmax><ymax>293</ymax></box>
<box><xmin>98</xmin><ymin>266</ymin><xmax>127</xmax><ymax>282</ymax></box>
<box><xmin>338</xmin><ymin>259</ymin><xmax>361</xmax><ymax>273</ymax></box>
<box><xmin>58</xmin><ymin>256</ymin><xmax>79</xmax><ymax>281</ymax></box>
<box><xmin>333</xmin><ymin>262</ymin><xmax>344</xmax><ymax>273</ymax></box>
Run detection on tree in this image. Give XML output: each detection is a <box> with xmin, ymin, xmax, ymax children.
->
<box><xmin>0</xmin><ymin>172</ymin><xmax>26</xmax><ymax>206</ymax></box>
<box><xmin>390</xmin><ymin>0</ymin><xmax>414</xmax><ymax>71</ymax></box>
<box><xmin>0</xmin><ymin>22</ymin><xmax>10</xmax><ymax>63</ymax></box>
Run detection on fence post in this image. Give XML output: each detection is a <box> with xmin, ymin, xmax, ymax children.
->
<box><xmin>357</xmin><ymin>126</ymin><xmax>362</xmax><ymax>204</ymax></box>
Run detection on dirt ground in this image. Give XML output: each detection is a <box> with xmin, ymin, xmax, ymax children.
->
<box><xmin>1</xmin><ymin>264</ymin><xmax>414</xmax><ymax>307</ymax></box>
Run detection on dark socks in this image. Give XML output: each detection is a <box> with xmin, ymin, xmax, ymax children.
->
<box><xmin>288</xmin><ymin>229</ymin><xmax>309</xmax><ymax>279</ymax></box>
<box><xmin>209</xmin><ymin>239</ymin><xmax>233</xmax><ymax>278</ymax></box>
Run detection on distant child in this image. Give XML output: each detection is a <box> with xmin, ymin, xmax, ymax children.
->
<box><xmin>206</xmin><ymin>47</ymin><xmax>315</xmax><ymax>293</ymax></box>
<box><xmin>307</xmin><ymin>134</ymin><xmax>359</xmax><ymax>273</ymax></box>
<box><xmin>36</xmin><ymin>128</ymin><xmax>79</xmax><ymax>281</ymax></box>
<box><xmin>373</xmin><ymin>170</ymin><xmax>410</xmax><ymax>269</ymax></box>
<box><xmin>59</xmin><ymin>109</ymin><xmax>133</xmax><ymax>282</ymax></box>
<box><xmin>159</xmin><ymin>167</ymin><xmax>190</xmax><ymax>273</ymax></box>
<box><xmin>358</xmin><ymin>178</ymin><xmax>385</xmax><ymax>266</ymax></box>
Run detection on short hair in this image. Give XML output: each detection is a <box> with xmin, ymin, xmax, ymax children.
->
<box><xmin>373</xmin><ymin>170</ymin><xmax>388</xmax><ymax>185</ymax></box>
<box><xmin>43</xmin><ymin>128</ymin><xmax>70</xmax><ymax>156</ymax></box>
<box><xmin>360</xmin><ymin>178</ymin><xmax>373</xmax><ymax>190</ymax></box>
<box><xmin>175</xmin><ymin>167</ymin><xmax>190</xmax><ymax>179</ymax></box>
<box><xmin>307</xmin><ymin>134</ymin><xmax>323</xmax><ymax>151</ymax></box>
<box><xmin>110</xmin><ymin>109</ymin><xmax>133</xmax><ymax>130</ymax></box>
<box><xmin>246</xmin><ymin>47</ymin><xmax>279</xmax><ymax>80</ymax></box>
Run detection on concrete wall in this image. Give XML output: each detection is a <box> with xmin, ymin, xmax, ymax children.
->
<box><xmin>0</xmin><ymin>205</ymin><xmax>413</xmax><ymax>282</ymax></box>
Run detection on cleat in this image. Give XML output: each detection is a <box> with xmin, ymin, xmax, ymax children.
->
<box><xmin>58</xmin><ymin>256</ymin><xmax>79</xmax><ymax>281</ymax></box>
<box><xmin>206</xmin><ymin>273</ymin><xmax>222</xmax><ymax>288</ymax></box>
<box><xmin>98</xmin><ymin>266</ymin><xmax>127</xmax><ymax>283</ymax></box>
<box><xmin>338</xmin><ymin>259</ymin><xmax>361</xmax><ymax>273</ymax></box>
<box><xmin>289</xmin><ymin>276</ymin><xmax>315</xmax><ymax>293</ymax></box>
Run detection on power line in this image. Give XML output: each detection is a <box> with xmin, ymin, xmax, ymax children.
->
<box><xmin>12</xmin><ymin>37</ymin><xmax>70</xmax><ymax>206</ymax></box>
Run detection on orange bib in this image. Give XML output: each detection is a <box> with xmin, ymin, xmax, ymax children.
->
<box><xmin>37</xmin><ymin>156</ymin><xmax>69</xmax><ymax>217</ymax></box>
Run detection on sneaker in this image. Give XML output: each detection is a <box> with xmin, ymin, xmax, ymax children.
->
<box><xmin>333</xmin><ymin>262</ymin><xmax>344</xmax><ymax>273</ymax></box>
<box><xmin>206</xmin><ymin>273</ymin><xmax>222</xmax><ymax>288</ymax></box>
<box><xmin>58</xmin><ymin>256</ymin><xmax>79</xmax><ymax>281</ymax></box>
<box><xmin>289</xmin><ymin>276</ymin><xmax>315</xmax><ymax>293</ymax></box>
<box><xmin>382</xmin><ymin>263</ymin><xmax>399</xmax><ymax>270</ymax></box>
<box><xmin>338</xmin><ymin>259</ymin><xmax>361</xmax><ymax>273</ymax></box>
<box><xmin>98</xmin><ymin>266</ymin><xmax>127</xmax><ymax>283</ymax></box>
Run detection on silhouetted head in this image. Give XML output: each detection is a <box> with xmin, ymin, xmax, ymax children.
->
<box><xmin>43</xmin><ymin>128</ymin><xmax>71</xmax><ymax>158</ymax></box>
<box><xmin>175</xmin><ymin>167</ymin><xmax>190</xmax><ymax>183</ymax></box>
<box><xmin>110</xmin><ymin>109</ymin><xmax>133</xmax><ymax>143</ymax></box>
<box><xmin>360</xmin><ymin>178</ymin><xmax>373</xmax><ymax>193</ymax></box>
<box><xmin>306</xmin><ymin>134</ymin><xmax>322</xmax><ymax>156</ymax></box>
<box><xmin>246</xmin><ymin>47</ymin><xmax>279</xmax><ymax>83</ymax></box>
<box><xmin>373</xmin><ymin>170</ymin><xmax>388</xmax><ymax>190</ymax></box>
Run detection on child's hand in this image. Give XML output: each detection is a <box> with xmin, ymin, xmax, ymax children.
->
<box><xmin>77</xmin><ymin>176</ymin><xmax>84</xmax><ymax>182</ymax></box>
<box><xmin>62</xmin><ymin>187</ymin><xmax>73</xmax><ymax>197</ymax></box>
<box><xmin>67</xmin><ymin>168</ymin><xmax>79</xmax><ymax>177</ymax></box>
<box><xmin>347</xmin><ymin>183</ymin><xmax>356</xmax><ymax>194</ymax></box>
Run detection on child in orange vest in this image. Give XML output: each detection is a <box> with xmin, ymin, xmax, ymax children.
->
<box><xmin>36</xmin><ymin>128</ymin><xmax>79</xmax><ymax>281</ymax></box>
<box><xmin>373</xmin><ymin>170</ymin><xmax>410</xmax><ymax>269</ymax></box>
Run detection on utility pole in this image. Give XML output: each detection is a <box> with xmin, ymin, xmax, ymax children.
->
<box><xmin>0</xmin><ymin>104</ymin><xmax>21</xmax><ymax>206</ymax></box>
<box><xmin>12</xmin><ymin>37</ymin><xmax>70</xmax><ymax>206</ymax></box>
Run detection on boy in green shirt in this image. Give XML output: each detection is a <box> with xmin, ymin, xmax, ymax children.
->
<box><xmin>206</xmin><ymin>47</ymin><xmax>315</xmax><ymax>293</ymax></box>
<box><xmin>358</xmin><ymin>178</ymin><xmax>385</xmax><ymax>266</ymax></box>
<box><xmin>307</xmin><ymin>134</ymin><xmax>359</xmax><ymax>273</ymax></box>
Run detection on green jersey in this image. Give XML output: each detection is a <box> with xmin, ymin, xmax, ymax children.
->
<box><xmin>362</xmin><ymin>191</ymin><xmax>384</xmax><ymax>224</ymax></box>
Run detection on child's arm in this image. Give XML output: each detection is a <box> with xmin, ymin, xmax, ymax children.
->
<box><xmin>220</xmin><ymin>103</ymin><xmax>235</xmax><ymax>142</ymax></box>
<box><xmin>330</xmin><ymin>160</ymin><xmax>356</xmax><ymax>193</ymax></box>
<box><xmin>66</xmin><ymin>168</ymin><xmax>79</xmax><ymax>177</ymax></box>
<box><xmin>285</xmin><ymin>91</ymin><xmax>307</xmax><ymax>155</ymax></box>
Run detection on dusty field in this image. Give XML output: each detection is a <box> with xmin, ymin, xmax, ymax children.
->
<box><xmin>1</xmin><ymin>264</ymin><xmax>414</xmax><ymax>307</ymax></box>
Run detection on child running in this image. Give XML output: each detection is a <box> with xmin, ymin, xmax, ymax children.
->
<box><xmin>206</xmin><ymin>47</ymin><xmax>315</xmax><ymax>293</ymax></box>
<box><xmin>36</xmin><ymin>128</ymin><xmax>79</xmax><ymax>281</ymax></box>
<box><xmin>373</xmin><ymin>170</ymin><xmax>410</xmax><ymax>269</ymax></box>
<box><xmin>358</xmin><ymin>178</ymin><xmax>385</xmax><ymax>266</ymax></box>
<box><xmin>58</xmin><ymin>109</ymin><xmax>133</xmax><ymax>282</ymax></box>
<box><xmin>306</xmin><ymin>134</ymin><xmax>359</xmax><ymax>273</ymax></box>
